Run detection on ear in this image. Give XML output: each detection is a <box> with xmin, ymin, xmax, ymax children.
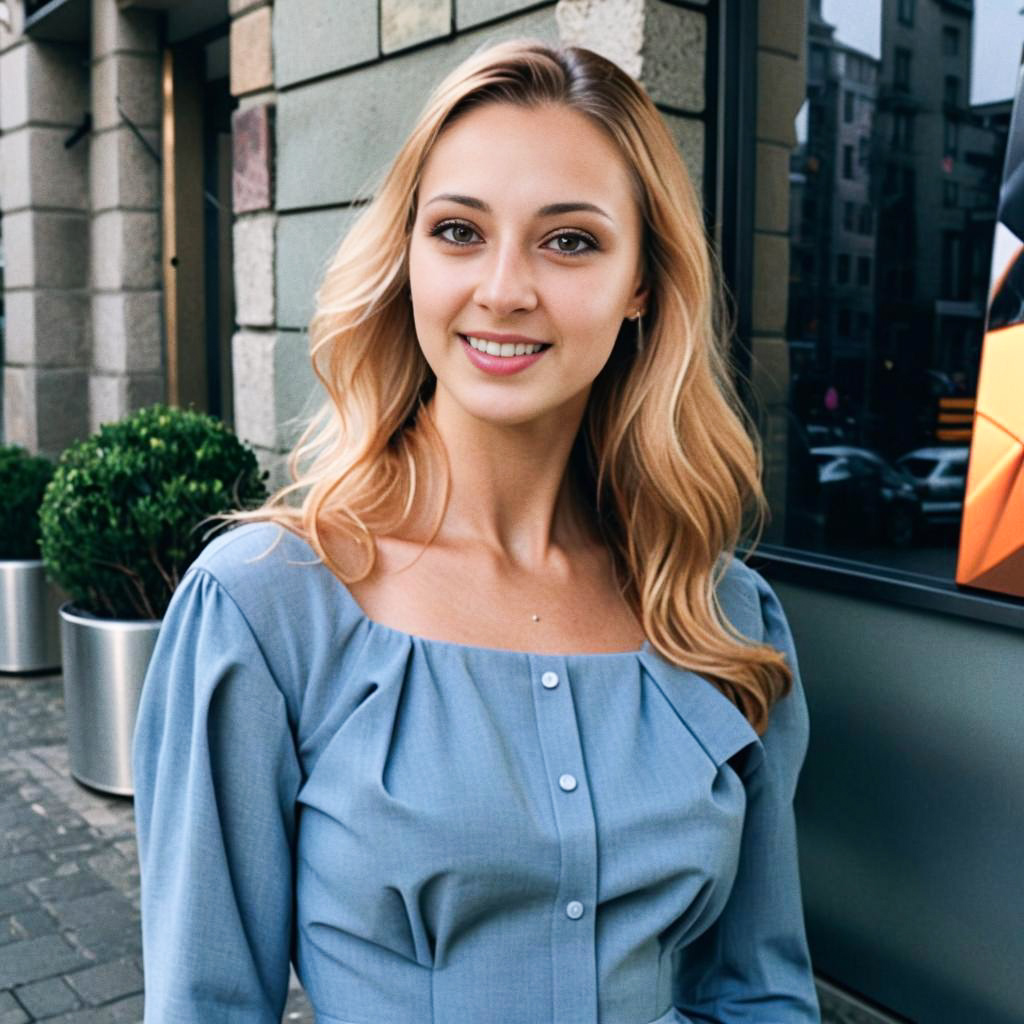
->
<box><xmin>629</xmin><ymin>277</ymin><xmax>650</xmax><ymax>316</ymax></box>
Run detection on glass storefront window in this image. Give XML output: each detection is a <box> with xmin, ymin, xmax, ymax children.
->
<box><xmin>772</xmin><ymin>0</ymin><xmax>1019</xmax><ymax>581</ymax></box>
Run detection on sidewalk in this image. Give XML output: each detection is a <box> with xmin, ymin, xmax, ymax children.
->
<box><xmin>0</xmin><ymin>671</ymin><xmax>313</xmax><ymax>1024</ymax></box>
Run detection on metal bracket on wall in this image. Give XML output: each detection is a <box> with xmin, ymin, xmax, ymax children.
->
<box><xmin>116</xmin><ymin>97</ymin><xmax>161</xmax><ymax>164</ymax></box>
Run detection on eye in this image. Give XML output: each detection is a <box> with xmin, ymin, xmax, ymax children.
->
<box><xmin>542</xmin><ymin>231</ymin><xmax>599</xmax><ymax>256</ymax></box>
<box><xmin>430</xmin><ymin>219</ymin><xmax>481</xmax><ymax>247</ymax></box>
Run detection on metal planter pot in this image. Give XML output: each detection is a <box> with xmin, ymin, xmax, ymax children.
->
<box><xmin>59</xmin><ymin>604</ymin><xmax>161</xmax><ymax>797</ymax></box>
<box><xmin>0</xmin><ymin>560</ymin><xmax>62</xmax><ymax>673</ymax></box>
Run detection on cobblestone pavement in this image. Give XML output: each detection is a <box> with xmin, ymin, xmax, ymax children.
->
<box><xmin>0</xmin><ymin>671</ymin><xmax>313</xmax><ymax>1024</ymax></box>
<box><xmin>1</xmin><ymin>672</ymin><xmax>873</xmax><ymax>1024</ymax></box>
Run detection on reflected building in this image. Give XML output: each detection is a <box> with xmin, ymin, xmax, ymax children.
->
<box><xmin>872</xmin><ymin>0</ymin><xmax>1004</xmax><ymax>453</ymax></box>
<box><xmin>788</xmin><ymin>1</ymin><xmax>880</xmax><ymax>432</ymax></box>
<box><xmin>789</xmin><ymin>0</ymin><xmax>1009</xmax><ymax>458</ymax></box>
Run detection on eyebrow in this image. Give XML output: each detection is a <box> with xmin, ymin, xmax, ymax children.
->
<box><xmin>424</xmin><ymin>193</ymin><xmax>613</xmax><ymax>221</ymax></box>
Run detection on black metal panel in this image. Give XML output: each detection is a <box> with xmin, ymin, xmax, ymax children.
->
<box><xmin>747</xmin><ymin>544</ymin><xmax>1024</xmax><ymax>632</ymax></box>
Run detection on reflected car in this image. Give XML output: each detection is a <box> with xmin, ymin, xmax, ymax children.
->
<box><xmin>896</xmin><ymin>447</ymin><xmax>970</xmax><ymax>523</ymax></box>
<box><xmin>811</xmin><ymin>446</ymin><xmax>921</xmax><ymax>546</ymax></box>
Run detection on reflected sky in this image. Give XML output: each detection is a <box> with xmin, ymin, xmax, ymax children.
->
<box><xmin>820</xmin><ymin>0</ymin><xmax>1022</xmax><ymax>103</ymax></box>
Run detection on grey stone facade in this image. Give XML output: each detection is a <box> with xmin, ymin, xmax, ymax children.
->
<box><xmin>0</xmin><ymin>0</ymin><xmax>793</xmax><ymax>489</ymax></box>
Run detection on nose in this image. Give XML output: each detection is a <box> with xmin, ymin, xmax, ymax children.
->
<box><xmin>472</xmin><ymin>241</ymin><xmax>538</xmax><ymax>316</ymax></box>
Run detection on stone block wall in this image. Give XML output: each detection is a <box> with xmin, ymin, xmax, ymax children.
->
<box><xmin>231</xmin><ymin>0</ymin><xmax>711</xmax><ymax>486</ymax></box>
<box><xmin>0</xmin><ymin>2</ymin><xmax>90</xmax><ymax>456</ymax></box>
<box><xmin>88</xmin><ymin>0</ymin><xmax>164</xmax><ymax>433</ymax></box>
<box><xmin>751</xmin><ymin>0</ymin><xmax>805</xmax><ymax>541</ymax></box>
<box><xmin>0</xmin><ymin>0</ymin><xmax>164</xmax><ymax>455</ymax></box>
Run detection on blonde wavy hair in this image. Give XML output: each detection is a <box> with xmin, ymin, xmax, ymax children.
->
<box><xmin>226</xmin><ymin>39</ymin><xmax>791</xmax><ymax>733</ymax></box>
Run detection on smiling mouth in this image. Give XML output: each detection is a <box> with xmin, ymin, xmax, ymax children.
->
<box><xmin>461</xmin><ymin>334</ymin><xmax>551</xmax><ymax>358</ymax></box>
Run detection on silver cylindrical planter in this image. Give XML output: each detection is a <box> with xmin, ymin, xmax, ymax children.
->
<box><xmin>0</xmin><ymin>560</ymin><xmax>63</xmax><ymax>672</ymax></box>
<box><xmin>59</xmin><ymin>604</ymin><xmax>161</xmax><ymax>797</ymax></box>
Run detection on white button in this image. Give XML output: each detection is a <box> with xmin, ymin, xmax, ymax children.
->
<box><xmin>558</xmin><ymin>773</ymin><xmax>577</xmax><ymax>792</ymax></box>
<box><xmin>565</xmin><ymin>900</ymin><xmax>584</xmax><ymax>920</ymax></box>
<box><xmin>541</xmin><ymin>671</ymin><xmax>559</xmax><ymax>689</ymax></box>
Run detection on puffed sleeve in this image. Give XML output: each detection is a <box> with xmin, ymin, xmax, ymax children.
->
<box><xmin>673</xmin><ymin>572</ymin><xmax>821</xmax><ymax>1022</ymax></box>
<box><xmin>132</xmin><ymin>566</ymin><xmax>301</xmax><ymax>1023</ymax></box>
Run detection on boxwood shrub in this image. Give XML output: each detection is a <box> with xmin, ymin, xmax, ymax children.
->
<box><xmin>0</xmin><ymin>445</ymin><xmax>55</xmax><ymax>560</ymax></box>
<box><xmin>39</xmin><ymin>404</ymin><xmax>268</xmax><ymax>620</ymax></box>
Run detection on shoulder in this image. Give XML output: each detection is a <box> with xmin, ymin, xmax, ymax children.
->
<box><xmin>192</xmin><ymin>521</ymin><xmax>318</xmax><ymax>589</ymax></box>
<box><xmin>713</xmin><ymin>555</ymin><xmax>779</xmax><ymax>647</ymax></box>
<box><xmin>177</xmin><ymin>521</ymin><xmax>367</xmax><ymax>693</ymax></box>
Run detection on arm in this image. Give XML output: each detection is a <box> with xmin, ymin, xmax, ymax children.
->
<box><xmin>673</xmin><ymin>572</ymin><xmax>821</xmax><ymax>1022</ymax></box>
<box><xmin>132</xmin><ymin>567</ymin><xmax>301</xmax><ymax>1023</ymax></box>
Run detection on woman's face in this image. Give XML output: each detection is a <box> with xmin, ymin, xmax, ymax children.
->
<box><xmin>408</xmin><ymin>101</ymin><xmax>648</xmax><ymax>431</ymax></box>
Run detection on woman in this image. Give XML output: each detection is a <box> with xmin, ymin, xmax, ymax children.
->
<box><xmin>133</xmin><ymin>40</ymin><xmax>820</xmax><ymax>1023</ymax></box>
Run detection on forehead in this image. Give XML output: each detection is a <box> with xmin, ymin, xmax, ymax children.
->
<box><xmin>418</xmin><ymin>102</ymin><xmax>637</xmax><ymax>216</ymax></box>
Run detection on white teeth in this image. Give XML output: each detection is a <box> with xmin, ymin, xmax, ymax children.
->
<box><xmin>464</xmin><ymin>335</ymin><xmax>545</xmax><ymax>357</ymax></box>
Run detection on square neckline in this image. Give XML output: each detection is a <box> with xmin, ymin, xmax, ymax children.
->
<box><xmin>271</xmin><ymin>524</ymin><xmax>651</xmax><ymax>661</ymax></box>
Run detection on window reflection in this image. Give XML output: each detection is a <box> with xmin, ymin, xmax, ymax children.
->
<box><xmin>781</xmin><ymin>0</ymin><xmax>1015</xmax><ymax>578</ymax></box>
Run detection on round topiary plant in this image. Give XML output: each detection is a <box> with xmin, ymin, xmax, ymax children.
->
<box><xmin>0</xmin><ymin>444</ymin><xmax>55</xmax><ymax>560</ymax></box>
<box><xmin>39</xmin><ymin>404</ymin><xmax>268</xmax><ymax>620</ymax></box>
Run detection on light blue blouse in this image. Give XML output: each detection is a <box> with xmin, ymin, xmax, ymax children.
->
<box><xmin>132</xmin><ymin>522</ymin><xmax>820</xmax><ymax>1023</ymax></box>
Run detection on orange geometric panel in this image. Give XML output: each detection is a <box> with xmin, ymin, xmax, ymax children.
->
<box><xmin>956</xmin><ymin>324</ymin><xmax>1024</xmax><ymax>597</ymax></box>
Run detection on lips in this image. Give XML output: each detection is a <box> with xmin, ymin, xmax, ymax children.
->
<box><xmin>458</xmin><ymin>334</ymin><xmax>551</xmax><ymax>376</ymax></box>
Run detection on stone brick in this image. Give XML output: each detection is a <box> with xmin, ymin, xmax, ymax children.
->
<box><xmin>92</xmin><ymin>292</ymin><xmax>163</xmax><ymax>373</ymax></box>
<box><xmin>642</xmin><ymin>2</ymin><xmax>705</xmax><ymax>113</ymax></box>
<box><xmin>276</xmin><ymin>207</ymin><xmax>355</xmax><ymax>330</ymax></box>
<box><xmin>0</xmin><ymin>933</ymin><xmax>88</xmax><ymax>988</ymax></box>
<box><xmin>0</xmin><ymin>0</ymin><xmax>26</xmax><ymax>53</ymax></box>
<box><xmin>275</xmin><ymin>6</ymin><xmax>558</xmax><ymax>210</ymax></box>
<box><xmin>232</xmin><ymin>330</ymin><xmax>321</xmax><ymax>450</ymax></box>
<box><xmin>758</xmin><ymin>0</ymin><xmax>804</xmax><ymax>60</ymax></box>
<box><xmin>89</xmin><ymin>126</ymin><xmax>161</xmax><ymax>212</ymax></box>
<box><xmin>90</xmin><ymin>210</ymin><xmax>161</xmax><ymax>290</ymax></box>
<box><xmin>92</xmin><ymin>0</ymin><xmax>160</xmax><ymax>57</ymax></box>
<box><xmin>88</xmin><ymin>373</ymin><xmax>164</xmax><ymax>433</ymax></box>
<box><xmin>64</xmin><ymin>959</ymin><xmax>143</xmax><ymax>1006</ymax></box>
<box><xmin>234</xmin><ymin>214</ymin><xmax>276</xmax><ymax>327</ymax></box>
<box><xmin>3</xmin><ymin>290</ymin><xmax>90</xmax><ymax>367</ymax></box>
<box><xmin>2</xmin><ymin>210</ymin><xmax>89</xmax><ymax>290</ymax></box>
<box><xmin>274</xmin><ymin>0</ymin><xmax>377</xmax><ymax>88</ymax></box>
<box><xmin>91</xmin><ymin>52</ymin><xmax>161</xmax><ymax>134</ymax></box>
<box><xmin>0</xmin><ymin>989</ymin><xmax>28</xmax><ymax>1024</ymax></box>
<box><xmin>661</xmin><ymin>111</ymin><xmax>704</xmax><ymax>198</ymax></box>
<box><xmin>232</xmin><ymin>103</ymin><xmax>274</xmax><ymax>213</ymax></box>
<box><xmin>752</xmin><ymin>232</ymin><xmax>790</xmax><ymax>335</ymax></box>
<box><xmin>0</xmin><ymin>41</ymin><xmax>89</xmax><ymax>132</ymax></box>
<box><xmin>5</xmin><ymin>364</ymin><xmax>89</xmax><ymax>453</ymax></box>
<box><xmin>0</xmin><ymin>126</ymin><xmax>88</xmax><ymax>212</ymax></box>
<box><xmin>11</xmin><ymin>977</ymin><xmax>80</xmax><ymax>1019</ymax></box>
<box><xmin>457</xmin><ymin>0</ymin><xmax>551</xmax><ymax>30</ymax></box>
<box><xmin>0</xmin><ymin>852</ymin><xmax>48</xmax><ymax>888</ymax></box>
<box><xmin>382</xmin><ymin>0</ymin><xmax>451</xmax><ymax>55</ymax></box>
<box><xmin>556</xmin><ymin>0</ymin><xmax>644</xmax><ymax>79</ymax></box>
<box><xmin>756</xmin><ymin>50</ymin><xmax>803</xmax><ymax>147</ymax></box>
<box><xmin>230</xmin><ymin>6</ymin><xmax>273</xmax><ymax>97</ymax></box>
<box><xmin>755</xmin><ymin>140</ymin><xmax>791</xmax><ymax>235</ymax></box>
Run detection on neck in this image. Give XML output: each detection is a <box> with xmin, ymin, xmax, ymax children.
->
<box><xmin>420</xmin><ymin>387</ymin><xmax>597</xmax><ymax>569</ymax></box>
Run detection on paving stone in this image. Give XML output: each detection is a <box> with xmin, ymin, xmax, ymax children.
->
<box><xmin>0</xmin><ymin>934</ymin><xmax>89</xmax><ymax>988</ymax></box>
<box><xmin>0</xmin><ymin>989</ymin><xmax>29</xmax><ymax>1024</ymax></box>
<box><xmin>0</xmin><ymin>854</ymin><xmax>48</xmax><ymax>888</ymax></box>
<box><xmin>11</xmin><ymin>976</ymin><xmax>80</xmax><ymax>1018</ymax></box>
<box><xmin>64</xmin><ymin>960</ymin><xmax>143</xmax><ymax>1007</ymax></box>
<box><xmin>43</xmin><ymin>992</ymin><xmax>144</xmax><ymax>1023</ymax></box>
<box><xmin>9</xmin><ymin>908</ymin><xmax>58</xmax><ymax>941</ymax></box>
<box><xmin>0</xmin><ymin>886</ymin><xmax>35</xmax><ymax>917</ymax></box>
<box><xmin>27</xmin><ymin>868</ymin><xmax>109</xmax><ymax>905</ymax></box>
